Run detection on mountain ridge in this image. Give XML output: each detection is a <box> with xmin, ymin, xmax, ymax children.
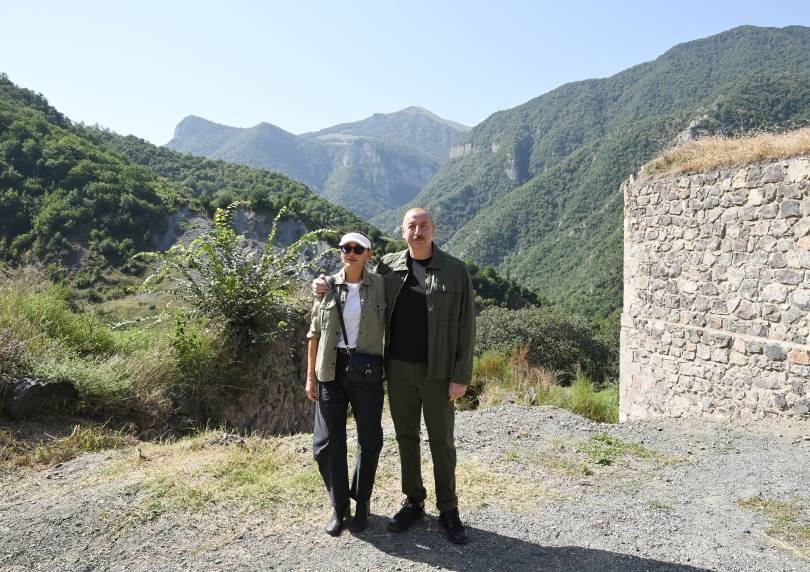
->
<box><xmin>166</xmin><ymin>107</ymin><xmax>469</xmax><ymax>219</ymax></box>
<box><xmin>373</xmin><ymin>25</ymin><xmax>810</xmax><ymax>319</ymax></box>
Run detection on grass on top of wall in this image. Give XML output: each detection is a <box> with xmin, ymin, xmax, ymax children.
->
<box><xmin>644</xmin><ymin>127</ymin><xmax>810</xmax><ymax>176</ymax></box>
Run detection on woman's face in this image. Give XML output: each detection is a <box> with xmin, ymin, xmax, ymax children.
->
<box><xmin>341</xmin><ymin>242</ymin><xmax>371</xmax><ymax>270</ymax></box>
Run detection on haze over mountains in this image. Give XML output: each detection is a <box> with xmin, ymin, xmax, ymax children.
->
<box><xmin>167</xmin><ymin>107</ymin><xmax>469</xmax><ymax>219</ymax></box>
<box><xmin>167</xmin><ymin>25</ymin><xmax>810</xmax><ymax>321</ymax></box>
<box><xmin>4</xmin><ymin>25</ymin><xmax>810</xmax><ymax>325</ymax></box>
<box><xmin>374</xmin><ymin>25</ymin><xmax>810</xmax><ymax>319</ymax></box>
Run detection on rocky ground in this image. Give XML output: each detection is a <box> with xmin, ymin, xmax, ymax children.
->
<box><xmin>1</xmin><ymin>405</ymin><xmax>809</xmax><ymax>572</ymax></box>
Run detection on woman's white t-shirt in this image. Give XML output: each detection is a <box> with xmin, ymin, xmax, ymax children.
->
<box><xmin>337</xmin><ymin>282</ymin><xmax>361</xmax><ymax>348</ymax></box>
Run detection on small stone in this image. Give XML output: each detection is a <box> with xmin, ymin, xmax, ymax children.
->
<box><xmin>789</xmin><ymin>289</ymin><xmax>810</xmax><ymax>310</ymax></box>
<box><xmin>793</xmin><ymin>219</ymin><xmax>810</xmax><ymax>237</ymax></box>
<box><xmin>788</xmin><ymin>349</ymin><xmax>810</xmax><ymax>365</ymax></box>
<box><xmin>765</xmin><ymin>344</ymin><xmax>788</xmax><ymax>361</ymax></box>
<box><xmin>781</xmin><ymin>200</ymin><xmax>802</xmax><ymax>218</ymax></box>
<box><xmin>786</xmin><ymin>159</ymin><xmax>810</xmax><ymax>182</ymax></box>
<box><xmin>762</xmin><ymin>164</ymin><xmax>785</xmax><ymax>183</ymax></box>
<box><xmin>732</xmin><ymin>169</ymin><xmax>749</xmax><ymax>188</ymax></box>
<box><xmin>761</xmin><ymin>283</ymin><xmax>788</xmax><ymax>303</ymax></box>
<box><xmin>711</xmin><ymin>349</ymin><xmax>729</xmax><ymax>363</ymax></box>
<box><xmin>758</xmin><ymin>203</ymin><xmax>778</xmax><ymax>219</ymax></box>
<box><xmin>776</xmin><ymin>269</ymin><xmax>802</xmax><ymax>285</ymax></box>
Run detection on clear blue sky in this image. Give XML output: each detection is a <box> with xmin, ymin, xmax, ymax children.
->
<box><xmin>2</xmin><ymin>1</ymin><xmax>809</xmax><ymax>145</ymax></box>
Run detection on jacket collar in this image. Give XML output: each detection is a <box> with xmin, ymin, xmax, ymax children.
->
<box><xmin>390</xmin><ymin>242</ymin><xmax>446</xmax><ymax>271</ymax></box>
<box><xmin>333</xmin><ymin>266</ymin><xmax>373</xmax><ymax>286</ymax></box>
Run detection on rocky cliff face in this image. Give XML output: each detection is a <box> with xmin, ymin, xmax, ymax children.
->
<box><xmin>621</xmin><ymin>157</ymin><xmax>810</xmax><ymax>421</ymax></box>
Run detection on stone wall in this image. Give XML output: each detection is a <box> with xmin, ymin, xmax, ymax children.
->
<box><xmin>621</xmin><ymin>157</ymin><xmax>810</xmax><ymax>421</ymax></box>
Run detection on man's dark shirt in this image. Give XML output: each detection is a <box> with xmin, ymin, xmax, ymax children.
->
<box><xmin>388</xmin><ymin>255</ymin><xmax>430</xmax><ymax>362</ymax></box>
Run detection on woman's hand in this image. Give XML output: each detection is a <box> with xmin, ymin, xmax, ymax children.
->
<box><xmin>306</xmin><ymin>377</ymin><xmax>318</xmax><ymax>401</ymax></box>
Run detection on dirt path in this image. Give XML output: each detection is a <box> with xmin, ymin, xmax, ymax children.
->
<box><xmin>1</xmin><ymin>406</ymin><xmax>808</xmax><ymax>571</ymax></box>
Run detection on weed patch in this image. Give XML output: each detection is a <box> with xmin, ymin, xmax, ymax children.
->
<box><xmin>504</xmin><ymin>445</ymin><xmax>593</xmax><ymax>477</ymax></box>
<box><xmin>465</xmin><ymin>348</ymin><xmax>618</xmax><ymax>423</ymax></box>
<box><xmin>1</xmin><ymin>424</ymin><xmax>136</xmax><ymax>472</ymax></box>
<box><xmin>575</xmin><ymin>433</ymin><xmax>676</xmax><ymax>466</ymax></box>
<box><xmin>739</xmin><ymin>496</ymin><xmax>810</xmax><ymax>557</ymax></box>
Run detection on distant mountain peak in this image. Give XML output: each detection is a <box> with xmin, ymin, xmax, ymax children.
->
<box><xmin>171</xmin><ymin>115</ymin><xmax>234</xmax><ymax>141</ymax></box>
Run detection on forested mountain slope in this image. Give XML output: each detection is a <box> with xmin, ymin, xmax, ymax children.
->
<box><xmin>1</xmin><ymin>75</ymin><xmax>536</xmax><ymax>310</ymax></box>
<box><xmin>0</xmin><ymin>74</ymin><xmax>384</xmax><ymax>271</ymax></box>
<box><xmin>373</xmin><ymin>25</ymin><xmax>810</xmax><ymax>319</ymax></box>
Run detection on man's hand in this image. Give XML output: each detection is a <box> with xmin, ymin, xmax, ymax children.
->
<box><xmin>311</xmin><ymin>274</ymin><xmax>329</xmax><ymax>298</ymax></box>
<box><xmin>306</xmin><ymin>377</ymin><xmax>318</xmax><ymax>401</ymax></box>
<box><xmin>448</xmin><ymin>382</ymin><xmax>467</xmax><ymax>401</ymax></box>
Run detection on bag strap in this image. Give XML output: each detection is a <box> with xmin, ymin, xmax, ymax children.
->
<box><xmin>330</xmin><ymin>279</ymin><xmax>350</xmax><ymax>347</ymax></box>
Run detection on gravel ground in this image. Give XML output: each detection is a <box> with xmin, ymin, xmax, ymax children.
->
<box><xmin>1</xmin><ymin>405</ymin><xmax>809</xmax><ymax>572</ymax></box>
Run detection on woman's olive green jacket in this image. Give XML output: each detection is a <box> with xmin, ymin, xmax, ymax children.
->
<box><xmin>307</xmin><ymin>267</ymin><xmax>387</xmax><ymax>382</ymax></box>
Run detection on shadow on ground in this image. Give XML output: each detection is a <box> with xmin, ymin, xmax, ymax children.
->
<box><xmin>355</xmin><ymin>515</ymin><xmax>710</xmax><ymax>572</ymax></box>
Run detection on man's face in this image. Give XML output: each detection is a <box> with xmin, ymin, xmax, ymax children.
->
<box><xmin>401</xmin><ymin>211</ymin><xmax>435</xmax><ymax>250</ymax></box>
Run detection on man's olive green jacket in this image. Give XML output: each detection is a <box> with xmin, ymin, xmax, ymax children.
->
<box><xmin>375</xmin><ymin>244</ymin><xmax>475</xmax><ymax>385</ymax></box>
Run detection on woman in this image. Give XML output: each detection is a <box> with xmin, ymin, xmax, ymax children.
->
<box><xmin>306</xmin><ymin>231</ymin><xmax>386</xmax><ymax>536</ymax></box>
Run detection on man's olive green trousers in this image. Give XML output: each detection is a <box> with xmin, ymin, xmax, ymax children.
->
<box><xmin>386</xmin><ymin>358</ymin><xmax>458</xmax><ymax>512</ymax></box>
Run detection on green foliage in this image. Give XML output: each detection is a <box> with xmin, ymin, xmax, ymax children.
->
<box><xmin>575</xmin><ymin>433</ymin><xmax>655</xmax><ymax>466</ymax></box>
<box><xmin>376</xmin><ymin>26</ymin><xmax>810</xmax><ymax>320</ymax></box>
<box><xmin>0</xmin><ymin>267</ymin><xmax>175</xmax><ymax>424</ymax></box>
<box><xmin>82</xmin><ymin>126</ymin><xmax>388</xmax><ymax>247</ymax></box>
<box><xmin>465</xmin><ymin>259</ymin><xmax>545</xmax><ymax>309</ymax></box>
<box><xmin>568</xmin><ymin>375</ymin><xmax>619</xmax><ymax>424</ymax></box>
<box><xmin>461</xmin><ymin>349</ymin><xmax>618</xmax><ymax>423</ymax></box>
<box><xmin>136</xmin><ymin>203</ymin><xmax>330</xmax><ymax>345</ymax></box>
<box><xmin>0</xmin><ymin>75</ymin><xmax>170</xmax><ymax>270</ymax></box>
<box><xmin>475</xmin><ymin>306</ymin><xmax>616</xmax><ymax>384</ymax></box>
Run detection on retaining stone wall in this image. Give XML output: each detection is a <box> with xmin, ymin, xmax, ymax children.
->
<box><xmin>621</xmin><ymin>156</ymin><xmax>810</xmax><ymax>421</ymax></box>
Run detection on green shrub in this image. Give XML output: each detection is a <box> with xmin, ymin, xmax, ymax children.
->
<box><xmin>0</xmin><ymin>267</ymin><xmax>176</xmax><ymax>425</ymax></box>
<box><xmin>475</xmin><ymin>306</ymin><xmax>616</xmax><ymax>384</ymax></box>
<box><xmin>136</xmin><ymin>203</ymin><xmax>332</xmax><ymax>345</ymax></box>
<box><xmin>569</xmin><ymin>374</ymin><xmax>619</xmax><ymax>423</ymax></box>
<box><xmin>465</xmin><ymin>348</ymin><xmax>619</xmax><ymax>423</ymax></box>
<box><xmin>458</xmin><ymin>350</ymin><xmax>512</xmax><ymax>410</ymax></box>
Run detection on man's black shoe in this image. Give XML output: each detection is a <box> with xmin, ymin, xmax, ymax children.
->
<box><xmin>325</xmin><ymin>504</ymin><xmax>350</xmax><ymax>536</ymax></box>
<box><xmin>438</xmin><ymin>509</ymin><xmax>467</xmax><ymax>544</ymax></box>
<box><xmin>387</xmin><ymin>497</ymin><xmax>425</xmax><ymax>532</ymax></box>
<box><xmin>350</xmin><ymin>501</ymin><xmax>370</xmax><ymax>532</ymax></box>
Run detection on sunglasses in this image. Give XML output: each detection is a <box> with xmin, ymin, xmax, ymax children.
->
<box><xmin>340</xmin><ymin>244</ymin><xmax>367</xmax><ymax>255</ymax></box>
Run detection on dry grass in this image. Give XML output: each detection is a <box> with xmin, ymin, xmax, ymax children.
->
<box><xmin>644</xmin><ymin>127</ymin><xmax>810</xmax><ymax>176</ymax></box>
<box><xmin>738</xmin><ymin>496</ymin><xmax>810</xmax><ymax>558</ymax></box>
<box><xmin>102</xmin><ymin>429</ymin><xmax>554</xmax><ymax>530</ymax></box>
<box><xmin>105</xmin><ymin>432</ymin><xmax>323</xmax><ymax>523</ymax></box>
<box><xmin>1</xmin><ymin>424</ymin><xmax>136</xmax><ymax>473</ymax></box>
<box><xmin>465</xmin><ymin>348</ymin><xmax>619</xmax><ymax>424</ymax></box>
<box><xmin>504</xmin><ymin>444</ymin><xmax>593</xmax><ymax>477</ymax></box>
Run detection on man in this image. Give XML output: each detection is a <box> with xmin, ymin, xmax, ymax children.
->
<box><xmin>314</xmin><ymin>208</ymin><xmax>475</xmax><ymax>544</ymax></box>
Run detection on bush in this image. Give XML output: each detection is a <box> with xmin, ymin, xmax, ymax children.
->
<box><xmin>0</xmin><ymin>267</ymin><xmax>176</xmax><ymax>426</ymax></box>
<box><xmin>463</xmin><ymin>347</ymin><xmax>619</xmax><ymax>423</ymax></box>
<box><xmin>475</xmin><ymin>306</ymin><xmax>616</xmax><ymax>384</ymax></box>
<box><xmin>136</xmin><ymin>203</ymin><xmax>332</xmax><ymax>345</ymax></box>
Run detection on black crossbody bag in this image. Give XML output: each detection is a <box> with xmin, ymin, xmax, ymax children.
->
<box><xmin>332</xmin><ymin>282</ymin><xmax>384</xmax><ymax>384</ymax></box>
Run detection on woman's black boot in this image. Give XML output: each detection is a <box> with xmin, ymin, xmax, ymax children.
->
<box><xmin>350</xmin><ymin>501</ymin><xmax>370</xmax><ymax>532</ymax></box>
<box><xmin>325</xmin><ymin>504</ymin><xmax>350</xmax><ymax>536</ymax></box>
